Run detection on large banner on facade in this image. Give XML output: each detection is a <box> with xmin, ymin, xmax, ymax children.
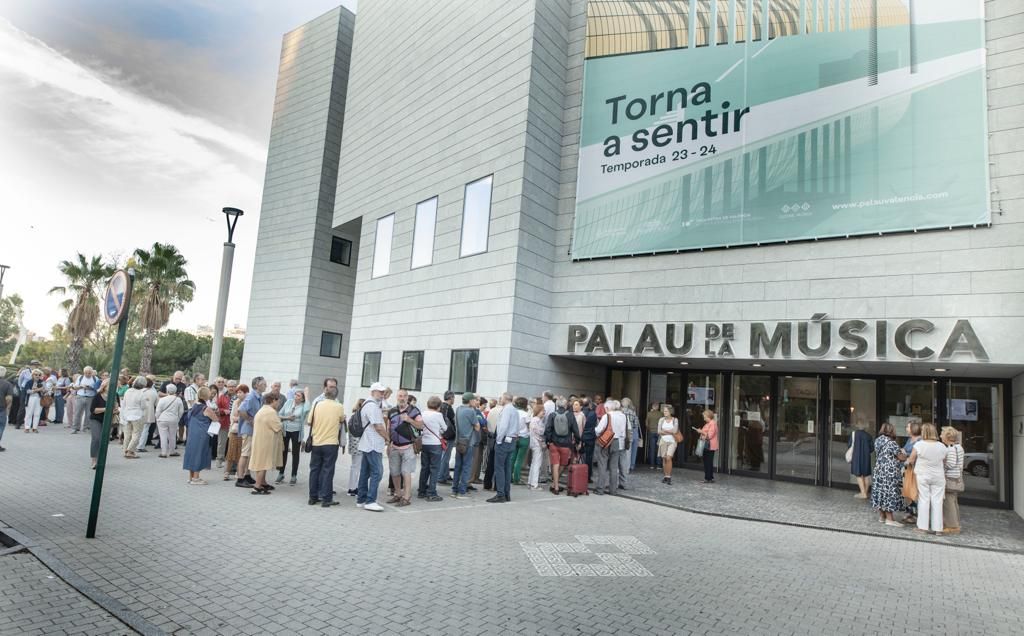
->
<box><xmin>572</xmin><ymin>0</ymin><xmax>990</xmax><ymax>260</ymax></box>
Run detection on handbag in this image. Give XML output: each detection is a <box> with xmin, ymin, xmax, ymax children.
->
<box><xmin>902</xmin><ymin>467</ymin><xmax>918</xmax><ymax>502</ymax></box>
<box><xmin>456</xmin><ymin>438</ymin><xmax>469</xmax><ymax>456</ymax></box>
<box><xmin>845</xmin><ymin>432</ymin><xmax>855</xmax><ymax>463</ymax></box>
<box><xmin>695</xmin><ymin>437</ymin><xmax>706</xmax><ymax>457</ymax></box>
<box><xmin>596</xmin><ymin>415</ymin><xmax>615</xmax><ymax>448</ymax></box>
<box><xmin>422</xmin><ymin>421</ymin><xmax>448</xmax><ymax>453</ymax></box>
<box><xmin>302</xmin><ymin>403</ymin><xmax>318</xmax><ymax>453</ymax></box>
<box><xmin>945</xmin><ymin>477</ymin><xmax>964</xmax><ymax>493</ymax></box>
<box><xmin>207</xmin><ymin>420</ymin><xmax>221</xmax><ymax>437</ymax></box>
<box><xmin>672</xmin><ymin>429</ymin><xmax>683</xmax><ymax>444</ymax></box>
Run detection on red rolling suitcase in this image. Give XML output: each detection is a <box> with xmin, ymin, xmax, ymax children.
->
<box><xmin>567</xmin><ymin>453</ymin><xmax>589</xmax><ymax>497</ymax></box>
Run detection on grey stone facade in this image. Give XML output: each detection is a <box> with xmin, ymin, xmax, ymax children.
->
<box><xmin>242</xmin><ymin>0</ymin><xmax>1023</xmax><ymax>517</ymax></box>
<box><xmin>241</xmin><ymin>6</ymin><xmax>355</xmax><ymax>388</ymax></box>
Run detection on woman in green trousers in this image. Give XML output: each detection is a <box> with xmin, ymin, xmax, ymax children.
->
<box><xmin>511</xmin><ymin>398</ymin><xmax>533</xmax><ymax>484</ymax></box>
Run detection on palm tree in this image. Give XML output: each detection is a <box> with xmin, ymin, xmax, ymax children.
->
<box><xmin>134</xmin><ymin>243</ymin><xmax>195</xmax><ymax>374</ymax></box>
<box><xmin>49</xmin><ymin>254</ymin><xmax>114</xmax><ymax>373</ymax></box>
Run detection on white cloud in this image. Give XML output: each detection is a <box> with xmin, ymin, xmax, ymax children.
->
<box><xmin>0</xmin><ymin>17</ymin><xmax>265</xmax><ymax>336</ymax></box>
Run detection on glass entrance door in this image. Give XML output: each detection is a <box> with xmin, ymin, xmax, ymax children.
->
<box><xmin>731</xmin><ymin>374</ymin><xmax>771</xmax><ymax>474</ymax></box>
<box><xmin>828</xmin><ymin>378</ymin><xmax>877</xmax><ymax>487</ymax></box>
<box><xmin>647</xmin><ymin>372</ymin><xmax>684</xmax><ymax>465</ymax></box>
<box><xmin>681</xmin><ymin>373</ymin><xmax>723</xmax><ymax>466</ymax></box>
<box><xmin>775</xmin><ymin>376</ymin><xmax>820</xmax><ymax>482</ymax></box>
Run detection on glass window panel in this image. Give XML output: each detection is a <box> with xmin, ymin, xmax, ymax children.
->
<box><xmin>330</xmin><ymin>236</ymin><xmax>352</xmax><ymax>266</ymax></box>
<box><xmin>731</xmin><ymin>374</ymin><xmax>770</xmax><ymax>473</ymax></box>
<box><xmin>460</xmin><ymin>176</ymin><xmax>492</xmax><ymax>257</ymax></box>
<box><xmin>646</xmin><ymin>372</ymin><xmax>684</xmax><ymax>466</ymax></box>
<box><xmin>361</xmin><ymin>352</ymin><xmax>381</xmax><ymax>387</ymax></box>
<box><xmin>372</xmin><ymin>214</ymin><xmax>394</xmax><ymax>278</ymax></box>
<box><xmin>775</xmin><ymin>376</ymin><xmax>819</xmax><ymax>481</ymax></box>
<box><xmin>681</xmin><ymin>373</ymin><xmax>724</xmax><ymax>466</ymax></box>
<box><xmin>411</xmin><ymin>197</ymin><xmax>437</xmax><ymax>268</ymax></box>
<box><xmin>883</xmin><ymin>379</ymin><xmax>935</xmax><ymax>443</ymax></box>
<box><xmin>400</xmin><ymin>351</ymin><xmax>424</xmax><ymax>391</ymax></box>
<box><xmin>449</xmin><ymin>349</ymin><xmax>479</xmax><ymax>393</ymax></box>
<box><xmin>948</xmin><ymin>381</ymin><xmax>1004</xmax><ymax>502</ymax></box>
<box><xmin>829</xmin><ymin>378</ymin><xmax>877</xmax><ymax>486</ymax></box>
<box><xmin>319</xmin><ymin>331</ymin><xmax>342</xmax><ymax>358</ymax></box>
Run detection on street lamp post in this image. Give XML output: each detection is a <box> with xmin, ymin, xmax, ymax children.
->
<box><xmin>0</xmin><ymin>264</ymin><xmax>9</xmax><ymax>300</ymax></box>
<box><xmin>209</xmin><ymin>208</ymin><xmax>243</xmax><ymax>381</ymax></box>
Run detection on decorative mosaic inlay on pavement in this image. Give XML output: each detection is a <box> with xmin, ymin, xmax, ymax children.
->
<box><xmin>520</xmin><ymin>535</ymin><xmax>655</xmax><ymax>577</ymax></box>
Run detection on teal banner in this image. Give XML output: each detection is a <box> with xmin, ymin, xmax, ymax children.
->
<box><xmin>573</xmin><ymin>1</ymin><xmax>990</xmax><ymax>260</ymax></box>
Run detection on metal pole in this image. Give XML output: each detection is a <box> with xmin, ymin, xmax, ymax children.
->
<box><xmin>208</xmin><ymin>241</ymin><xmax>235</xmax><ymax>381</ymax></box>
<box><xmin>86</xmin><ymin>271</ymin><xmax>133</xmax><ymax>539</ymax></box>
<box><xmin>0</xmin><ymin>264</ymin><xmax>9</xmax><ymax>300</ymax></box>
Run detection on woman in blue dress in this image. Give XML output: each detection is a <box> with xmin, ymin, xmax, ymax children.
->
<box><xmin>871</xmin><ymin>422</ymin><xmax>905</xmax><ymax>526</ymax></box>
<box><xmin>849</xmin><ymin>421</ymin><xmax>873</xmax><ymax>499</ymax></box>
<box><xmin>182</xmin><ymin>387</ymin><xmax>219</xmax><ymax>485</ymax></box>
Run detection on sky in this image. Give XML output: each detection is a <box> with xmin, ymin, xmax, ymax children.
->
<box><xmin>0</xmin><ymin>0</ymin><xmax>356</xmax><ymax>336</ymax></box>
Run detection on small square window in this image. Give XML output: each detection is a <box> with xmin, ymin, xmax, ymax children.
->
<box><xmin>400</xmin><ymin>351</ymin><xmax>424</xmax><ymax>391</ymax></box>
<box><xmin>361</xmin><ymin>352</ymin><xmax>381</xmax><ymax>387</ymax></box>
<box><xmin>449</xmin><ymin>349</ymin><xmax>479</xmax><ymax>393</ymax></box>
<box><xmin>319</xmin><ymin>331</ymin><xmax>343</xmax><ymax>358</ymax></box>
<box><xmin>330</xmin><ymin>236</ymin><xmax>352</xmax><ymax>266</ymax></box>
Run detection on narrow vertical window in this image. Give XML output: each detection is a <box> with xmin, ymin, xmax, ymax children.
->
<box><xmin>372</xmin><ymin>214</ymin><xmax>394</xmax><ymax>278</ymax></box>
<box><xmin>449</xmin><ymin>349</ymin><xmax>479</xmax><ymax>393</ymax></box>
<box><xmin>400</xmin><ymin>351</ymin><xmax>424</xmax><ymax>391</ymax></box>
<box><xmin>361</xmin><ymin>352</ymin><xmax>381</xmax><ymax>387</ymax></box>
<box><xmin>460</xmin><ymin>175</ymin><xmax>493</xmax><ymax>257</ymax></box>
<box><xmin>411</xmin><ymin>197</ymin><xmax>437</xmax><ymax>268</ymax></box>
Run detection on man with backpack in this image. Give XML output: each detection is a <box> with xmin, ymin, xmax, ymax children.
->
<box><xmin>437</xmin><ymin>391</ymin><xmax>457</xmax><ymax>485</ymax></box>
<box><xmin>356</xmin><ymin>383</ymin><xmax>388</xmax><ymax>512</ymax></box>
<box><xmin>544</xmin><ymin>398</ymin><xmax>581</xmax><ymax>494</ymax></box>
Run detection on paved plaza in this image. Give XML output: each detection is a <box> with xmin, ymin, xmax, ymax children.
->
<box><xmin>1</xmin><ymin>427</ymin><xmax>1022</xmax><ymax>635</ymax></box>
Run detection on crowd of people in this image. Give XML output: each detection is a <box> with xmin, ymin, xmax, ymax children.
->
<box><xmin>0</xmin><ymin>363</ymin><xmax>723</xmax><ymax>511</ymax></box>
<box><xmin>849</xmin><ymin>419</ymin><xmax>966</xmax><ymax>535</ymax></box>
<box><xmin>0</xmin><ymin>361</ymin><xmax>966</xmax><ymax>533</ymax></box>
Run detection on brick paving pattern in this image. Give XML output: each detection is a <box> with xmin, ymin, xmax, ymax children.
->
<box><xmin>0</xmin><ymin>552</ymin><xmax>131</xmax><ymax>635</ymax></box>
<box><xmin>0</xmin><ymin>429</ymin><xmax>1022</xmax><ymax>635</ymax></box>
<box><xmin>622</xmin><ymin>465</ymin><xmax>1024</xmax><ymax>553</ymax></box>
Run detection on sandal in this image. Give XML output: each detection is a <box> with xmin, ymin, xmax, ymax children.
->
<box><xmin>386</xmin><ymin>495</ymin><xmax>402</xmax><ymax>504</ymax></box>
<box><xmin>251</xmin><ymin>487</ymin><xmax>270</xmax><ymax>495</ymax></box>
<box><xmin>396</xmin><ymin>499</ymin><xmax>411</xmax><ymax>507</ymax></box>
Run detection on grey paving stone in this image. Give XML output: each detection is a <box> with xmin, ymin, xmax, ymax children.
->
<box><xmin>1</xmin><ymin>429</ymin><xmax>1023</xmax><ymax>635</ymax></box>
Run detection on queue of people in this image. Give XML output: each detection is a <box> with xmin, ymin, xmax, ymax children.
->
<box><xmin>867</xmin><ymin>421</ymin><xmax>965</xmax><ymax>535</ymax></box>
<box><xmin>0</xmin><ymin>363</ymin><xmax>971</xmax><ymax>537</ymax></box>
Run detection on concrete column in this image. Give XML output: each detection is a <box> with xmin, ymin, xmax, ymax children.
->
<box><xmin>208</xmin><ymin>241</ymin><xmax>235</xmax><ymax>381</ymax></box>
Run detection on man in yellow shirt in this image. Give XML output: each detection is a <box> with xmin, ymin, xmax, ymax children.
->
<box><xmin>306</xmin><ymin>383</ymin><xmax>346</xmax><ymax>507</ymax></box>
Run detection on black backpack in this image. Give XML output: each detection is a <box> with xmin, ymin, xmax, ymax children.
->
<box><xmin>349</xmin><ymin>407</ymin><xmax>366</xmax><ymax>438</ymax></box>
<box><xmin>440</xmin><ymin>402</ymin><xmax>456</xmax><ymax>441</ymax></box>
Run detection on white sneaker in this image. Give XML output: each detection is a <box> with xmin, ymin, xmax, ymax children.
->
<box><xmin>364</xmin><ymin>502</ymin><xmax>383</xmax><ymax>512</ymax></box>
<box><xmin>356</xmin><ymin>503</ymin><xmax>365</xmax><ymax>508</ymax></box>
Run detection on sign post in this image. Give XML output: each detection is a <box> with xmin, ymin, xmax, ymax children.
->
<box><xmin>86</xmin><ymin>268</ymin><xmax>134</xmax><ymax>539</ymax></box>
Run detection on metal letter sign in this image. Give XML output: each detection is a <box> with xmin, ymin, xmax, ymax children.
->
<box><xmin>103</xmin><ymin>269</ymin><xmax>131</xmax><ymax>325</ymax></box>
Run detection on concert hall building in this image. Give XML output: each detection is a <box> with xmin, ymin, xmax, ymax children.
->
<box><xmin>242</xmin><ymin>1</ymin><xmax>1024</xmax><ymax>515</ymax></box>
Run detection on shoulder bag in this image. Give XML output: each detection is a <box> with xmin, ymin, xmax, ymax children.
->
<box><xmin>302</xmin><ymin>403</ymin><xmax>319</xmax><ymax>453</ymax></box>
<box><xmin>902</xmin><ymin>466</ymin><xmax>918</xmax><ymax>502</ymax></box>
<box><xmin>596</xmin><ymin>415</ymin><xmax>615</xmax><ymax>448</ymax></box>
<box><xmin>672</xmin><ymin>419</ymin><xmax>683</xmax><ymax>444</ymax></box>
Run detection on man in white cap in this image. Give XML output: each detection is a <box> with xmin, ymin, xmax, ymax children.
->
<box><xmin>356</xmin><ymin>382</ymin><xmax>388</xmax><ymax>511</ymax></box>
